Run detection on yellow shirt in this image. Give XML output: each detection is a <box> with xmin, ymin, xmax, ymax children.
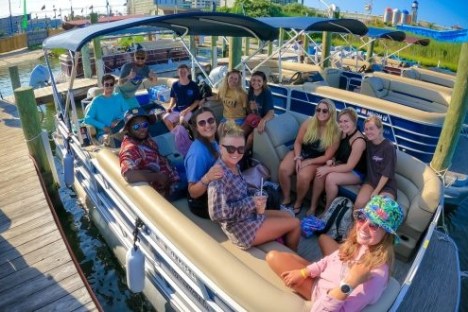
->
<box><xmin>222</xmin><ymin>89</ymin><xmax>247</xmax><ymax>119</ymax></box>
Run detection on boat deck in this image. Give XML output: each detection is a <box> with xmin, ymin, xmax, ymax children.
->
<box><xmin>0</xmin><ymin>99</ymin><xmax>100</xmax><ymax>311</ymax></box>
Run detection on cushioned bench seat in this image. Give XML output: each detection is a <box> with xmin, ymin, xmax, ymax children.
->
<box><xmin>95</xmin><ymin>146</ymin><xmax>400</xmax><ymax>312</ymax></box>
<box><xmin>252</xmin><ymin>112</ymin><xmax>442</xmax><ymax>261</ymax></box>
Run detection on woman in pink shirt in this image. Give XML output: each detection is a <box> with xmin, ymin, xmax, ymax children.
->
<box><xmin>266</xmin><ymin>195</ymin><xmax>403</xmax><ymax>311</ymax></box>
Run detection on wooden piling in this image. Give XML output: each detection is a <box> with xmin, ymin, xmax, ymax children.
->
<box><xmin>229</xmin><ymin>37</ymin><xmax>242</xmax><ymax>70</ymax></box>
<box><xmin>211</xmin><ymin>36</ymin><xmax>218</xmax><ymax>68</ymax></box>
<box><xmin>431</xmin><ymin>42</ymin><xmax>468</xmax><ymax>171</ymax></box>
<box><xmin>90</xmin><ymin>13</ymin><xmax>104</xmax><ymax>86</ymax></box>
<box><xmin>9</xmin><ymin>65</ymin><xmax>21</xmax><ymax>91</ymax></box>
<box><xmin>321</xmin><ymin>32</ymin><xmax>332</xmax><ymax>69</ymax></box>
<box><xmin>13</xmin><ymin>87</ymin><xmax>53</xmax><ymax>181</ymax></box>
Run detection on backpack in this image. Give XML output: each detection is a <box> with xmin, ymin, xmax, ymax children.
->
<box><xmin>315</xmin><ymin>197</ymin><xmax>354</xmax><ymax>242</ymax></box>
<box><xmin>199</xmin><ymin>81</ymin><xmax>213</xmax><ymax>99</ymax></box>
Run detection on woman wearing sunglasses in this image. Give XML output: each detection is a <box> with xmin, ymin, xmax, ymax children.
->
<box><xmin>117</xmin><ymin>49</ymin><xmax>157</xmax><ymax>109</ymax></box>
<box><xmin>208</xmin><ymin>121</ymin><xmax>301</xmax><ymax>251</ymax></box>
<box><xmin>184</xmin><ymin>108</ymin><xmax>224</xmax><ymax>219</ymax></box>
<box><xmin>266</xmin><ymin>195</ymin><xmax>403</xmax><ymax>311</ymax></box>
<box><xmin>278</xmin><ymin>99</ymin><xmax>340</xmax><ymax>215</ymax></box>
<box><xmin>307</xmin><ymin>107</ymin><xmax>367</xmax><ymax>216</ymax></box>
<box><xmin>354</xmin><ymin>116</ymin><xmax>397</xmax><ymax>213</ymax></box>
<box><xmin>119</xmin><ymin>108</ymin><xmax>178</xmax><ymax>198</ymax></box>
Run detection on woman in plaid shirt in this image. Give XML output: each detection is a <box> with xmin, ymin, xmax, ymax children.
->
<box><xmin>208</xmin><ymin>121</ymin><xmax>301</xmax><ymax>251</ymax></box>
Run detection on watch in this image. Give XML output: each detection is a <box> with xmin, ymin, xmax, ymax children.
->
<box><xmin>339</xmin><ymin>281</ymin><xmax>353</xmax><ymax>295</ymax></box>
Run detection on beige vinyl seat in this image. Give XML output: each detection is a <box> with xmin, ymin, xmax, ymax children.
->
<box><xmin>252</xmin><ymin>112</ymin><xmax>442</xmax><ymax>261</ymax></box>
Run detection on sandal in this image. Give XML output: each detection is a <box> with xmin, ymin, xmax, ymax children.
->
<box><xmin>292</xmin><ymin>204</ymin><xmax>303</xmax><ymax>216</ymax></box>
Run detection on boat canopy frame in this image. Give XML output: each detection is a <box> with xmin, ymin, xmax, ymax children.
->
<box><xmin>245</xmin><ymin>17</ymin><xmax>368</xmax><ymax>82</ymax></box>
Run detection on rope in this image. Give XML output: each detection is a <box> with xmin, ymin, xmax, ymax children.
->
<box><xmin>24</xmin><ymin>131</ymin><xmax>43</xmax><ymax>143</ymax></box>
<box><xmin>429</xmin><ymin>161</ymin><xmax>453</xmax><ymax>187</ymax></box>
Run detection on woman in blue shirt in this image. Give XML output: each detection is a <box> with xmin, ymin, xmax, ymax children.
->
<box><xmin>184</xmin><ymin>107</ymin><xmax>223</xmax><ymax>218</ymax></box>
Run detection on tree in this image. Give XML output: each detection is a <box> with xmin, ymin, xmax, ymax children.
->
<box><xmin>232</xmin><ymin>0</ymin><xmax>282</xmax><ymax>17</ymax></box>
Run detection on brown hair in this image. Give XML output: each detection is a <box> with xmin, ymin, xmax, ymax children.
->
<box><xmin>189</xmin><ymin>107</ymin><xmax>219</xmax><ymax>158</ymax></box>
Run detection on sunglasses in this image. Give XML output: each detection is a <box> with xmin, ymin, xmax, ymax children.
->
<box><xmin>197</xmin><ymin>117</ymin><xmax>216</xmax><ymax>127</ymax></box>
<box><xmin>103</xmin><ymin>82</ymin><xmax>115</xmax><ymax>87</ymax></box>
<box><xmin>222</xmin><ymin>144</ymin><xmax>245</xmax><ymax>154</ymax></box>
<box><xmin>353</xmin><ymin>210</ymin><xmax>381</xmax><ymax>230</ymax></box>
<box><xmin>135</xmin><ymin>57</ymin><xmax>146</xmax><ymax>61</ymax></box>
<box><xmin>315</xmin><ymin>107</ymin><xmax>329</xmax><ymax>114</ymax></box>
<box><xmin>131</xmin><ymin>121</ymin><xmax>149</xmax><ymax>131</ymax></box>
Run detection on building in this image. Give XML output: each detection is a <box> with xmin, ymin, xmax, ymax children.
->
<box><xmin>191</xmin><ymin>0</ymin><xmax>220</xmax><ymax>9</ymax></box>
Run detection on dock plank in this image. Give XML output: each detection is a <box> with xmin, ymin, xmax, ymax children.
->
<box><xmin>0</xmin><ymin>99</ymin><xmax>100</xmax><ymax>311</ymax></box>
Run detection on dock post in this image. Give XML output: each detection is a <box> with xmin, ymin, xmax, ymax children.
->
<box><xmin>228</xmin><ymin>37</ymin><xmax>242</xmax><ymax>71</ymax></box>
<box><xmin>245</xmin><ymin>38</ymin><xmax>250</xmax><ymax>56</ymax></box>
<box><xmin>9</xmin><ymin>65</ymin><xmax>21</xmax><ymax>91</ymax></box>
<box><xmin>304</xmin><ymin>35</ymin><xmax>310</xmax><ymax>64</ymax></box>
<box><xmin>366</xmin><ymin>40</ymin><xmax>375</xmax><ymax>63</ymax></box>
<box><xmin>91</xmin><ymin>13</ymin><xmax>104</xmax><ymax>86</ymax></box>
<box><xmin>321</xmin><ymin>31</ymin><xmax>332</xmax><ymax>69</ymax></box>
<box><xmin>431</xmin><ymin>42</ymin><xmax>468</xmax><ymax>172</ymax></box>
<box><xmin>211</xmin><ymin>36</ymin><xmax>218</xmax><ymax>68</ymax></box>
<box><xmin>81</xmin><ymin>44</ymin><xmax>93</xmax><ymax>78</ymax></box>
<box><xmin>13</xmin><ymin>87</ymin><xmax>54</xmax><ymax>186</ymax></box>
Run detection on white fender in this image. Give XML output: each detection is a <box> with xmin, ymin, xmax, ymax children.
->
<box><xmin>63</xmin><ymin>151</ymin><xmax>74</xmax><ymax>187</ymax></box>
<box><xmin>126</xmin><ymin>246</ymin><xmax>145</xmax><ymax>293</ymax></box>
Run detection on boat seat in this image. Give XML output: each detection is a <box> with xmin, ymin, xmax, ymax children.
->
<box><xmin>401</xmin><ymin>68</ymin><xmax>420</xmax><ymax>80</ymax></box>
<box><xmin>95</xmin><ymin>147</ymin><xmax>402</xmax><ymax>312</ymax></box>
<box><xmin>361</xmin><ymin>76</ymin><xmax>389</xmax><ymax>98</ymax></box>
<box><xmin>253</xmin><ymin>112</ymin><xmax>442</xmax><ymax>261</ymax></box>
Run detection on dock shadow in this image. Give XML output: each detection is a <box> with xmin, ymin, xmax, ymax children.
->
<box><xmin>0</xmin><ymin>207</ymin><xmax>88</xmax><ymax>310</ymax></box>
<box><xmin>0</xmin><ymin>100</ymin><xmax>21</xmax><ymax>128</ymax></box>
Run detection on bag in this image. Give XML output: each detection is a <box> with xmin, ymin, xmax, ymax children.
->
<box><xmin>263</xmin><ymin>182</ymin><xmax>281</xmax><ymax>210</ymax></box>
<box><xmin>148</xmin><ymin>85</ymin><xmax>171</xmax><ymax>103</ymax></box>
<box><xmin>172</xmin><ymin>124</ymin><xmax>193</xmax><ymax>157</ymax></box>
<box><xmin>315</xmin><ymin>197</ymin><xmax>354</xmax><ymax>242</ymax></box>
<box><xmin>199</xmin><ymin>81</ymin><xmax>213</xmax><ymax>99</ymax></box>
<box><xmin>242</xmin><ymin>163</ymin><xmax>270</xmax><ymax>189</ymax></box>
<box><xmin>301</xmin><ymin>215</ymin><xmax>326</xmax><ymax>238</ymax></box>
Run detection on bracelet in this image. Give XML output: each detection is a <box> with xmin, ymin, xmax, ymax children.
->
<box><xmin>294</xmin><ymin>155</ymin><xmax>303</xmax><ymax>161</ymax></box>
<box><xmin>300</xmin><ymin>268</ymin><xmax>308</xmax><ymax>279</ymax></box>
<box><xmin>200</xmin><ymin>175</ymin><xmax>209</xmax><ymax>186</ymax></box>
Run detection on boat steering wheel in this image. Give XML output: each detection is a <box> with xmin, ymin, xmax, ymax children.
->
<box><xmin>289</xmin><ymin>71</ymin><xmax>303</xmax><ymax>85</ymax></box>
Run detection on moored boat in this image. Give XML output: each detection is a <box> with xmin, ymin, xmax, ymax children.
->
<box><xmin>43</xmin><ymin>12</ymin><xmax>460</xmax><ymax>311</ymax></box>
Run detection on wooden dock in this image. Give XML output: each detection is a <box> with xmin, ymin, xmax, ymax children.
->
<box><xmin>4</xmin><ymin>78</ymin><xmax>97</xmax><ymax>105</ymax></box>
<box><xmin>0</xmin><ymin>99</ymin><xmax>101</xmax><ymax>311</ymax></box>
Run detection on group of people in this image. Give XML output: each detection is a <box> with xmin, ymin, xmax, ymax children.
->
<box><xmin>84</xmin><ymin>51</ymin><xmax>403</xmax><ymax>309</ymax></box>
<box><xmin>279</xmin><ymin>99</ymin><xmax>397</xmax><ymax>218</ymax></box>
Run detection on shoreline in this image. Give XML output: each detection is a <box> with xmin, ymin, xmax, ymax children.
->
<box><xmin>0</xmin><ymin>49</ymin><xmax>45</xmax><ymax>68</ymax></box>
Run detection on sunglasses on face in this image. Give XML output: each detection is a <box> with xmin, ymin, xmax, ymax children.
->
<box><xmin>131</xmin><ymin>121</ymin><xmax>149</xmax><ymax>131</ymax></box>
<box><xmin>136</xmin><ymin>57</ymin><xmax>146</xmax><ymax>61</ymax></box>
<box><xmin>103</xmin><ymin>82</ymin><xmax>115</xmax><ymax>87</ymax></box>
<box><xmin>353</xmin><ymin>210</ymin><xmax>381</xmax><ymax>230</ymax></box>
<box><xmin>315</xmin><ymin>107</ymin><xmax>329</xmax><ymax>114</ymax></box>
<box><xmin>197</xmin><ymin>117</ymin><xmax>216</xmax><ymax>127</ymax></box>
<box><xmin>222</xmin><ymin>144</ymin><xmax>245</xmax><ymax>154</ymax></box>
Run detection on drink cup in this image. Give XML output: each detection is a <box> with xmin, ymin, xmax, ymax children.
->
<box><xmin>254</xmin><ymin>190</ymin><xmax>268</xmax><ymax>214</ymax></box>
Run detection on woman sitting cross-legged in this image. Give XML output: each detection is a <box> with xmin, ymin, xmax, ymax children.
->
<box><xmin>354</xmin><ymin>115</ymin><xmax>397</xmax><ymax>211</ymax></box>
<box><xmin>266</xmin><ymin>195</ymin><xmax>403</xmax><ymax>311</ymax></box>
<box><xmin>307</xmin><ymin>107</ymin><xmax>367</xmax><ymax>216</ymax></box>
<box><xmin>184</xmin><ymin>107</ymin><xmax>224</xmax><ymax>219</ymax></box>
<box><xmin>208</xmin><ymin>121</ymin><xmax>301</xmax><ymax>251</ymax></box>
<box><xmin>278</xmin><ymin>99</ymin><xmax>340</xmax><ymax>215</ymax></box>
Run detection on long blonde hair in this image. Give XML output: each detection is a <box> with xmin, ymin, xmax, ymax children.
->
<box><xmin>218</xmin><ymin>70</ymin><xmax>247</xmax><ymax>108</ymax></box>
<box><xmin>303</xmin><ymin>99</ymin><xmax>340</xmax><ymax>148</ymax></box>
<box><xmin>339</xmin><ymin>226</ymin><xmax>395</xmax><ymax>275</ymax></box>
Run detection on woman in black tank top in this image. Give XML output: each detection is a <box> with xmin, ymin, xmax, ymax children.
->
<box><xmin>307</xmin><ymin>108</ymin><xmax>366</xmax><ymax>216</ymax></box>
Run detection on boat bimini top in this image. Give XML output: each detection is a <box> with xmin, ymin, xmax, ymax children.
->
<box><xmin>42</xmin><ymin>12</ymin><xmax>280</xmax><ymax>52</ymax></box>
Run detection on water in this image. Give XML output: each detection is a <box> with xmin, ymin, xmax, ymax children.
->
<box><xmin>1</xmin><ymin>53</ymin><xmax>467</xmax><ymax>311</ymax></box>
<box><xmin>0</xmin><ymin>55</ymin><xmax>154</xmax><ymax>311</ymax></box>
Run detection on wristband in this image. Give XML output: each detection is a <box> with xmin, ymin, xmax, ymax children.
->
<box><xmin>300</xmin><ymin>268</ymin><xmax>308</xmax><ymax>279</ymax></box>
<box><xmin>294</xmin><ymin>155</ymin><xmax>303</xmax><ymax>161</ymax></box>
<box><xmin>200</xmin><ymin>175</ymin><xmax>209</xmax><ymax>186</ymax></box>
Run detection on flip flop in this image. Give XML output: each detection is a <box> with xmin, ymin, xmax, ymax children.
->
<box><xmin>293</xmin><ymin>204</ymin><xmax>303</xmax><ymax>216</ymax></box>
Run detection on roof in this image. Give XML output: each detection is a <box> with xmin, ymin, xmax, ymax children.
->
<box><xmin>256</xmin><ymin>17</ymin><xmax>368</xmax><ymax>36</ymax></box>
<box><xmin>367</xmin><ymin>27</ymin><xmax>406</xmax><ymax>41</ymax></box>
<box><xmin>397</xmin><ymin>25</ymin><xmax>468</xmax><ymax>43</ymax></box>
<box><xmin>42</xmin><ymin>12</ymin><xmax>279</xmax><ymax>52</ymax></box>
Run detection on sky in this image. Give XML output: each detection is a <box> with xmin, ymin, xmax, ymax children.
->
<box><xmin>1</xmin><ymin>0</ymin><xmax>467</xmax><ymax>29</ymax></box>
<box><xmin>304</xmin><ymin>0</ymin><xmax>468</xmax><ymax>28</ymax></box>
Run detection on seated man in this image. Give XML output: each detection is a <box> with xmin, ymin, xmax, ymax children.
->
<box><xmin>117</xmin><ymin>49</ymin><xmax>158</xmax><ymax>108</ymax></box>
<box><xmin>119</xmin><ymin>108</ymin><xmax>179</xmax><ymax>198</ymax></box>
<box><xmin>84</xmin><ymin>74</ymin><xmax>129</xmax><ymax>146</ymax></box>
<box><xmin>163</xmin><ymin>64</ymin><xmax>201</xmax><ymax>130</ymax></box>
